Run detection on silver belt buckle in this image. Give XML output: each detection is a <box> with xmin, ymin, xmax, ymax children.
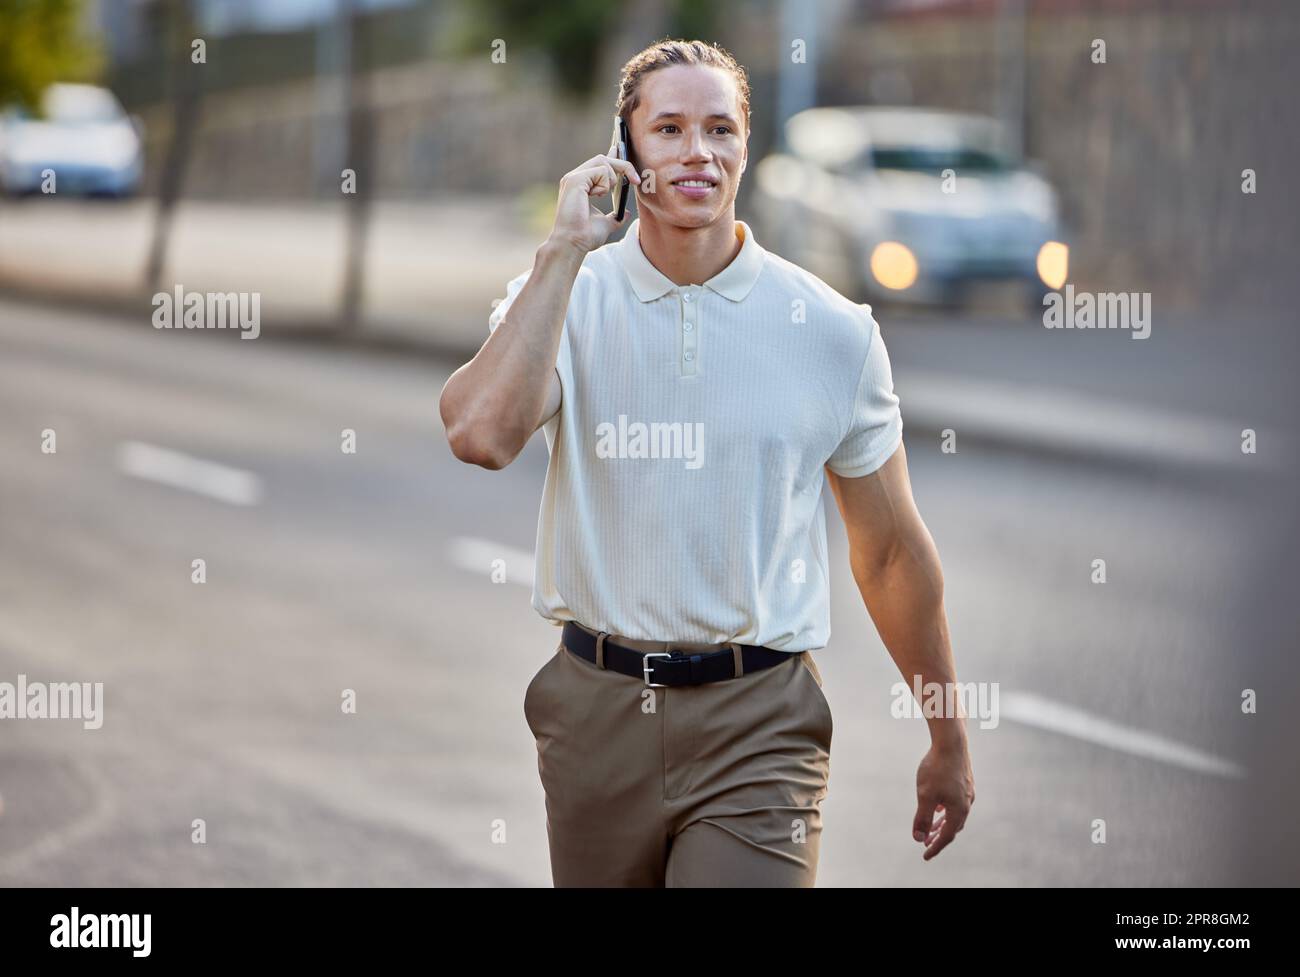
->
<box><xmin>642</xmin><ymin>651</ymin><xmax>673</xmax><ymax>687</ymax></box>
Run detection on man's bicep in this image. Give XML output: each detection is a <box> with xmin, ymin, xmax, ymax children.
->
<box><xmin>534</xmin><ymin>368</ymin><xmax>562</xmax><ymax>431</ymax></box>
<box><xmin>825</xmin><ymin>442</ymin><xmax>918</xmax><ymax>570</ymax></box>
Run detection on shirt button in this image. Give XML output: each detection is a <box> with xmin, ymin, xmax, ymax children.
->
<box><xmin>684</xmin><ymin>352</ymin><xmax>694</xmax><ymax>361</ymax></box>
<box><xmin>684</xmin><ymin>293</ymin><xmax>693</xmax><ymax>303</ymax></box>
<box><xmin>683</xmin><ymin>322</ymin><xmax>693</xmax><ymax>331</ymax></box>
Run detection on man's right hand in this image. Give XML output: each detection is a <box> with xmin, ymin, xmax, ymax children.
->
<box><xmin>549</xmin><ymin>153</ymin><xmax>641</xmax><ymax>254</ymax></box>
<box><xmin>442</xmin><ymin>154</ymin><xmax>637</xmax><ymax>469</ymax></box>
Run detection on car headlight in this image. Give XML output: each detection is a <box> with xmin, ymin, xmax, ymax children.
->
<box><xmin>870</xmin><ymin>241</ymin><xmax>919</xmax><ymax>290</ymax></box>
<box><xmin>1036</xmin><ymin>241</ymin><xmax>1069</xmax><ymax>289</ymax></box>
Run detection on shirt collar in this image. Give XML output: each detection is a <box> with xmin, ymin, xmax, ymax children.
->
<box><xmin>618</xmin><ymin>218</ymin><xmax>764</xmax><ymax>303</ymax></box>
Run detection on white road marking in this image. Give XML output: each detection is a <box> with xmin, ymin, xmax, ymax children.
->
<box><xmin>447</xmin><ymin>536</ymin><xmax>535</xmax><ymax>587</ymax></box>
<box><xmin>447</xmin><ymin>538</ymin><xmax>1246</xmax><ymax>778</ymax></box>
<box><xmin>1001</xmin><ymin>690</ymin><xmax>1246</xmax><ymax>778</ymax></box>
<box><xmin>116</xmin><ymin>441</ymin><xmax>262</xmax><ymax>506</ymax></box>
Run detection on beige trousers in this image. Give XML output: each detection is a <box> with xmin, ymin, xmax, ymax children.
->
<box><xmin>524</xmin><ymin>621</ymin><xmax>833</xmax><ymax>887</ymax></box>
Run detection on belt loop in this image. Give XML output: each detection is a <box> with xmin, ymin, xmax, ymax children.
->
<box><xmin>730</xmin><ymin>642</ymin><xmax>743</xmax><ymax>678</ymax></box>
<box><xmin>595</xmin><ymin>631</ymin><xmax>608</xmax><ymax>670</ymax></box>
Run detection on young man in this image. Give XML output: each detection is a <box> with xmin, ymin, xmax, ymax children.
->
<box><xmin>440</xmin><ymin>39</ymin><xmax>974</xmax><ymax>887</ymax></box>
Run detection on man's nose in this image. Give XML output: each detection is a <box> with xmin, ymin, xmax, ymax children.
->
<box><xmin>681</xmin><ymin>128</ymin><xmax>712</xmax><ymax>162</ymax></box>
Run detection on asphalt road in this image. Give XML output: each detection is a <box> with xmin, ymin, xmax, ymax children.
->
<box><xmin>0</xmin><ymin>296</ymin><xmax>1292</xmax><ymax>886</ymax></box>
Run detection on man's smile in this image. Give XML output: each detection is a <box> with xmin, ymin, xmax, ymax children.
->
<box><xmin>670</xmin><ymin>174</ymin><xmax>718</xmax><ymax>198</ymax></box>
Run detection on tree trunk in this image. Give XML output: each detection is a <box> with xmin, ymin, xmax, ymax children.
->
<box><xmin>144</xmin><ymin>0</ymin><xmax>202</xmax><ymax>293</ymax></box>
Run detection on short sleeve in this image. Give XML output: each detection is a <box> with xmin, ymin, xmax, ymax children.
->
<box><xmin>825</xmin><ymin>310</ymin><xmax>903</xmax><ymax>477</ymax></box>
<box><xmin>488</xmin><ymin>268</ymin><xmax>533</xmax><ymax>336</ymax></box>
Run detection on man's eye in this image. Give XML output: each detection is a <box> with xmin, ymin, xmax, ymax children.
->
<box><xmin>660</xmin><ymin>125</ymin><xmax>679</xmax><ymax>133</ymax></box>
<box><xmin>713</xmin><ymin>126</ymin><xmax>731</xmax><ymax>135</ymax></box>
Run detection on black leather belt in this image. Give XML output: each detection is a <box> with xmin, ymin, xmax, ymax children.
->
<box><xmin>561</xmin><ymin>621</ymin><xmax>794</xmax><ymax>687</ymax></box>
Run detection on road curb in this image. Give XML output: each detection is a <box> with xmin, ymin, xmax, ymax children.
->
<box><xmin>0</xmin><ymin>283</ymin><xmax>1285</xmax><ymax>480</ymax></box>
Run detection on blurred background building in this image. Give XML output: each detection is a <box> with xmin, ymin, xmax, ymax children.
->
<box><xmin>2</xmin><ymin>0</ymin><xmax>1295</xmax><ymax>334</ymax></box>
<box><xmin>23</xmin><ymin>1</ymin><xmax>1280</xmax><ymax>307</ymax></box>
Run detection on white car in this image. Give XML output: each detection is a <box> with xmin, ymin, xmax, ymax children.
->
<box><xmin>0</xmin><ymin>83</ymin><xmax>143</xmax><ymax>197</ymax></box>
<box><xmin>752</xmin><ymin>106</ymin><xmax>1067</xmax><ymax>308</ymax></box>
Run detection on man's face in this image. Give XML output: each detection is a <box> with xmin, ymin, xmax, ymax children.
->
<box><xmin>628</xmin><ymin>64</ymin><xmax>749</xmax><ymax>230</ymax></box>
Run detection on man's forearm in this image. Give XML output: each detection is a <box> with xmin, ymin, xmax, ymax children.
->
<box><xmin>440</xmin><ymin>237</ymin><xmax>584</xmax><ymax>467</ymax></box>
<box><xmin>851</xmin><ymin>537</ymin><xmax>967</xmax><ymax>750</ymax></box>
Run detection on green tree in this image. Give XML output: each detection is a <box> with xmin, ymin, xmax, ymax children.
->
<box><xmin>0</xmin><ymin>0</ymin><xmax>102</xmax><ymax>113</ymax></box>
<box><xmin>455</xmin><ymin>0</ymin><xmax>722</xmax><ymax>98</ymax></box>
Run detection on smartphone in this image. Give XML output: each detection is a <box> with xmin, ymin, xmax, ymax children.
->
<box><xmin>610</xmin><ymin>115</ymin><xmax>631</xmax><ymax>222</ymax></box>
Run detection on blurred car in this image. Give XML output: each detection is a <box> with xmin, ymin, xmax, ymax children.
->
<box><xmin>0</xmin><ymin>83</ymin><xmax>143</xmax><ymax>197</ymax></box>
<box><xmin>752</xmin><ymin>106</ymin><xmax>1068</xmax><ymax>309</ymax></box>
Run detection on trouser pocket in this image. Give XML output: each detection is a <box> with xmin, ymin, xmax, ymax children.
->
<box><xmin>796</xmin><ymin>652</ymin><xmax>833</xmax><ymax>747</ymax></box>
<box><xmin>523</xmin><ymin>644</ymin><xmax>562</xmax><ymax>737</ymax></box>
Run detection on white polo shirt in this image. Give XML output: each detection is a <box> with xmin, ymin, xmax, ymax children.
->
<box><xmin>487</xmin><ymin>218</ymin><xmax>903</xmax><ymax>652</ymax></box>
